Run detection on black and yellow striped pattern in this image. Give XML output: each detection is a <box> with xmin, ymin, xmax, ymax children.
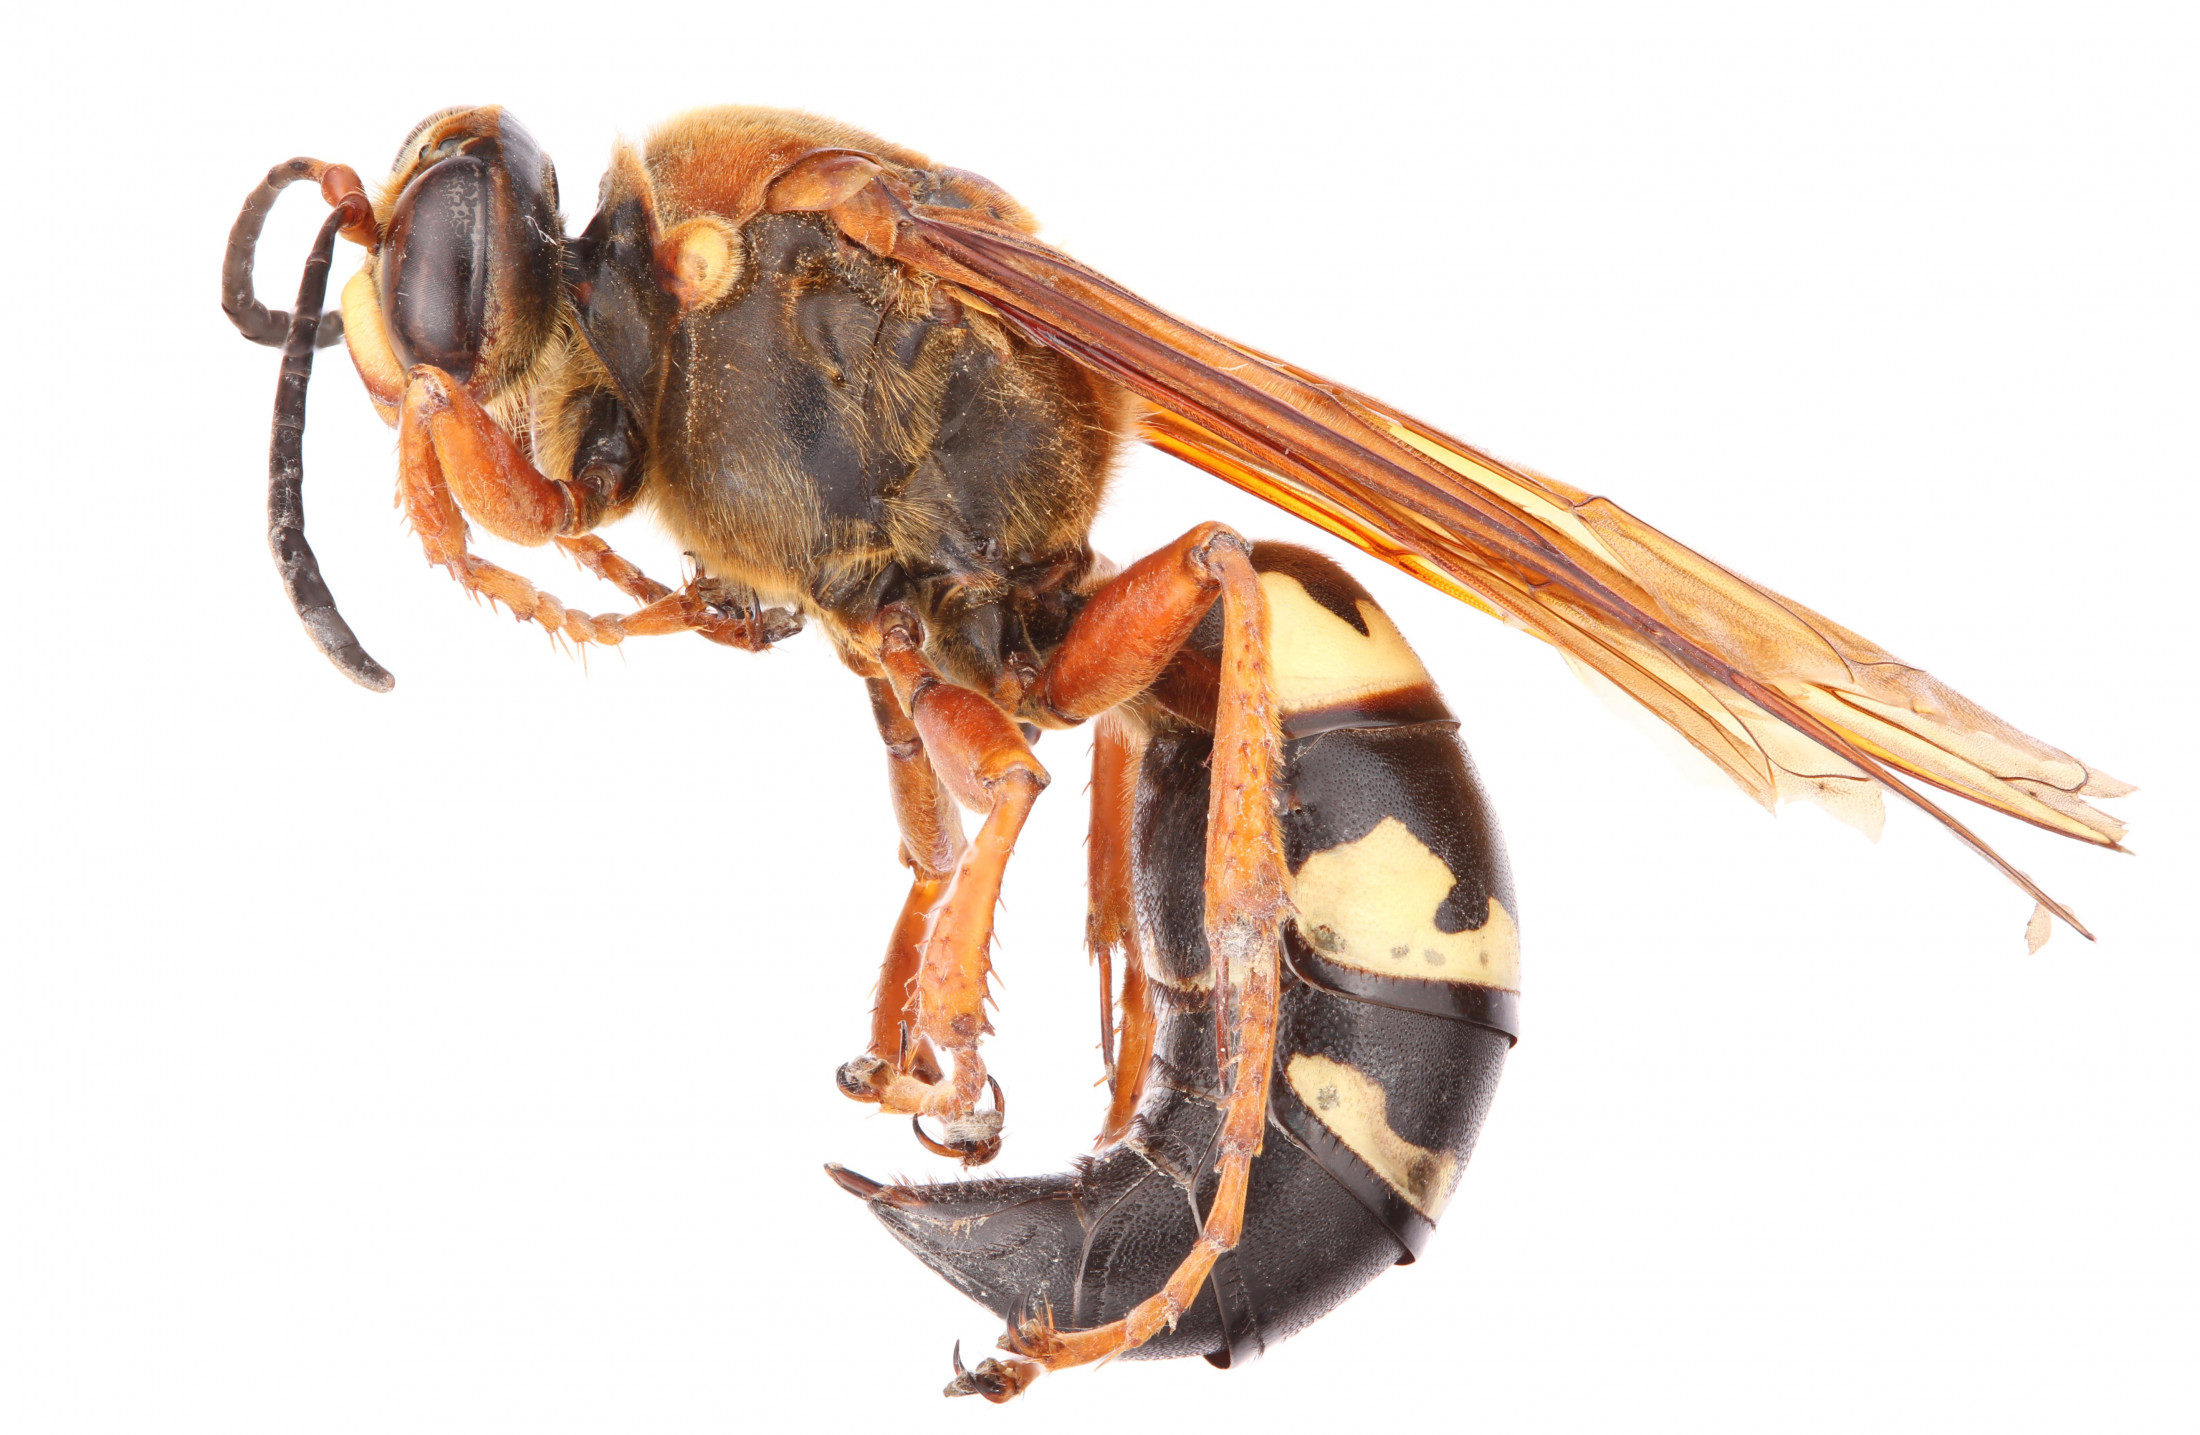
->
<box><xmin>842</xmin><ymin>543</ymin><xmax>1517</xmax><ymax>1367</ymax></box>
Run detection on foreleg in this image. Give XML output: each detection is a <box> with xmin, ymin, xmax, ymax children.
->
<box><xmin>554</xmin><ymin>535</ymin><xmax>800</xmax><ymax>653</ymax></box>
<box><xmin>397</xmin><ymin>368</ymin><xmax>790</xmax><ymax>651</ymax></box>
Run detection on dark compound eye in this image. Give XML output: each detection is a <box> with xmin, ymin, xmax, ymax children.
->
<box><xmin>375</xmin><ymin>112</ymin><xmax>562</xmax><ymax>395</ymax></box>
<box><xmin>378</xmin><ymin>154</ymin><xmax>491</xmax><ymax>381</ymax></box>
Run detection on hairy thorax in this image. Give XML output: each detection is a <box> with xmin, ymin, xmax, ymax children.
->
<box><xmin>586</xmin><ymin>205</ymin><xmax>1127</xmax><ymax>690</ymax></box>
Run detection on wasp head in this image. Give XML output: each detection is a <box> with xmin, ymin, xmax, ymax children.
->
<box><xmin>373</xmin><ymin>106</ymin><xmax>562</xmax><ymax>397</ymax></box>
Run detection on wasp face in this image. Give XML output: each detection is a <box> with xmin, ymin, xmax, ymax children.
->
<box><xmin>375</xmin><ymin>106</ymin><xmax>562</xmax><ymax>395</ymax></box>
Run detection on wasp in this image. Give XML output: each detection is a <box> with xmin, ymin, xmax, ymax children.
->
<box><xmin>222</xmin><ymin>106</ymin><xmax>2126</xmax><ymax>1401</ymax></box>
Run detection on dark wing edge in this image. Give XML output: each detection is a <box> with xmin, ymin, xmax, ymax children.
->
<box><xmin>844</xmin><ymin>188</ymin><xmax>2127</xmax><ymax>942</ymax></box>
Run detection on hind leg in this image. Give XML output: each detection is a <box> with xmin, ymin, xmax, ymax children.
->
<box><xmin>951</xmin><ymin>534</ymin><xmax>1289</xmax><ymax>1399</ymax></box>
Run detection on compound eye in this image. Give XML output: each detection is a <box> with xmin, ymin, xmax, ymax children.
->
<box><xmin>378</xmin><ymin>155</ymin><xmax>490</xmax><ymax>381</ymax></box>
<box><xmin>375</xmin><ymin>108</ymin><xmax>562</xmax><ymax>396</ymax></box>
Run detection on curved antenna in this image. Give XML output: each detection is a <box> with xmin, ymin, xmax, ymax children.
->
<box><xmin>266</xmin><ymin>200</ymin><xmax>394</xmax><ymax>691</ymax></box>
<box><xmin>223</xmin><ymin>159</ymin><xmax>348</xmax><ymax>349</ymax></box>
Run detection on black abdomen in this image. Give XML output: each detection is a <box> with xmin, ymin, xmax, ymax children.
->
<box><xmin>843</xmin><ymin>547</ymin><xmax>1518</xmax><ymax>1366</ymax></box>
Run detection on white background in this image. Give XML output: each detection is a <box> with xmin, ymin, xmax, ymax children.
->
<box><xmin>4</xmin><ymin>3</ymin><xmax>2193</xmax><ymax>1431</ymax></box>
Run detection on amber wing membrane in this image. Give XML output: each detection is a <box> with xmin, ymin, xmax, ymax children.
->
<box><xmin>861</xmin><ymin>197</ymin><xmax>2125</xmax><ymax>938</ymax></box>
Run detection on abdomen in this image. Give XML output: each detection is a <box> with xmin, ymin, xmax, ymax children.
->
<box><xmin>843</xmin><ymin>544</ymin><xmax>1519</xmax><ymax>1366</ymax></box>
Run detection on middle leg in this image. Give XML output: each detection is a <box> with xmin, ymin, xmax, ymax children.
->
<box><xmin>1088</xmin><ymin>711</ymin><xmax>1155</xmax><ymax>1148</ymax></box>
<box><xmin>835</xmin><ymin>677</ymin><xmax>964</xmax><ymax>1112</ymax></box>
<box><xmin>841</xmin><ymin>524</ymin><xmax>1275</xmax><ymax>1168</ymax></box>
<box><xmin>835</xmin><ymin>613</ymin><xmax>1049</xmax><ymax>1161</ymax></box>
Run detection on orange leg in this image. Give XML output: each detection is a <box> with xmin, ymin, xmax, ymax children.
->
<box><xmin>555</xmin><ymin>534</ymin><xmax>671</xmax><ymax>604</ymax></box>
<box><xmin>951</xmin><ymin>533</ymin><xmax>1288</xmax><ymax>1401</ymax></box>
<box><xmin>1088</xmin><ymin>712</ymin><xmax>1155</xmax><ymax>1148</ymax></box>
<box><xmin>1052</xmin><ymin>525</ymin><xmax>1251</xmax><ymax>1148</ymax></box>
<box><xmin>837</xmin><ymin>678</ymin><xmax>964</xmax><ymax>1100</ymax></box>
<box><xmin>866</xmin><ymin>877</ymin><xmax>950</xmax><ymax>1084</ymax></box>
<box><xmin>1027</xmin><ymin>522</ymin><xmax>1243</xmax><ymax>725</ymax></box>
<box><xmin>397</xmin><ymin>368</ymin><xmax>789</xmax><ymax>651</ymax></box>
<box><xmin>554</xmin><ymin>535</ymin><xmax>800</xmax><ymax>653</ymax></box>
<box><xmin>842</xmin><ymin>525</ymin><xmax>1266</xmax><ymax>1168</ymax></box>
<box><xmin>838</xmin><ymin>614</ymin><xmax>1047</xmax><ymax>1162</ymax></box>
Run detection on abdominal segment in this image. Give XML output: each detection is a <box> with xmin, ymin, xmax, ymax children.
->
<box><xmin>834</xmin><ymin>545</ymin><xmax>1518</xmax><ymax>1366</ymax></box>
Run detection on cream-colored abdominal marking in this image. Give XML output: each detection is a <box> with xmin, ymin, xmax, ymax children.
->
<box><xmin>1287</xmin><ymin>1054</ymin><xmax>1459</xmax><ymax>1220</ymax></box>
<box><xmin>1262</xmin><ymin>573</ymin><xmax>1431</xmax><ymax>714</ymax></box>
<box><xmin>1292</xmin><ymin>817</ymin><xmax>1520</xmax><ymax>991</ymax></box>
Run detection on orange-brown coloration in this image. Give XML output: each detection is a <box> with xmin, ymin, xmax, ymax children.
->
<box><xmin>1087</xmin><ymin>713</ymin><xmax>1154</xmax><ymax>1147</ymax></box>
<box><xmin>393</xmin><ymin>369</ymin><xmax>770</xmax><ymax>652</ymax></box>
<box><xmin>405</xmin><ymin>368</ymin><xmax>571</xmax><ymax>545</ymax></box>
<box><xmin>764</xmin><ymin>150</ymin><xmax>884</xmax><ymax>214</ymax></box>
<box><xmin>312</xmin><ymin>164</ymin><xmax>378</xmax><ymax>250</ymax></box>
<box><xmin>868</xmin><ymin>875</ymin><xmax>951</xmax><ymax>1081</ymax></box>
<box><xmin>370</xmin><ymin>105</ymin><xmax>511</xmax><ymax>227</ymax></box>
<box><xmin>914</xmin><ymin>773</ymin><xmax>1040</xmax><ymax>1098</ymax></box>
<box><xmin>882</xmin><ymin>623</ymin><xmax>1051</xmax><ymax>811</ymax></box>
<box><xmin>839</xmin><ymin>621</ymin><xmax>1051</xmax><ymax>1137</ymax></box>
<box><xmin>1035</xmin><ymin>522</ymin><xmax>1235</xmax><ymax>724</ymax></box>
<box><xmin>787</xmin><ymin>170</ymin><xmax>2123</xmax><ymax>940</ymax></box>
<box><xmin>280</xmin><ymin>108</ymin><xmax>2125</xmax><ymax>943</ymax></box>
<box><xmin>552</xmin><ymin>534</ymin><xmax>669</xmax><ymax>604</ymax></box>
<box><xmin>653</xmin><ymin>215</ymin><xmax>744</xmax><ymax>313</ymax></box>
<box><xmin>644</xmin><ymin>109</ymin><xmax>932</xmax><ymax>228</ymax></box>
<box><xmin>984</xmin><ymin>537</ymin><xmax>1287</xmax><ymax>1390</ymax></box>
<box><xmin>868</xmin><ymin>678</ymin><xmax>966</xmax><ymax>881</ymax></box>
<box><xmin>241</xmin><ymin>104</ymin><xmax>2131</xmax><ymax>1400</ymax></box>
<box><xmin>637</xmin><ymin>107</ymin><xmax>1041</xmax><ymax>239</ymax></box>
<box><xmin>840</xmin><ymin>528</ymin><xmax>1271</xmax><ymax>1152</ymax></box>
<box><xmin>859</xmin><ymin>677</ymin><xmax>964</xmax><ymax>1077</ymax></box>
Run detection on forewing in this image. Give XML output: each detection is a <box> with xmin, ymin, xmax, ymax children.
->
<box><xmin>818</xmin><ymin>184</ymin><xmax>2125</xmax><ymax>936</ymax></box>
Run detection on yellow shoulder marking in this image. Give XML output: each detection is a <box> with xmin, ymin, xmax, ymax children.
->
<box><xmin>1287</xmin><ymin>1053</ymin><xmax>1460</xmax><ymax>1220</ymax></box>
<box><xmin>1292</xmin><ymin>816</ymin><xmax>1520</xmax><ymax>991</ymax></box>
<box><xmin>1262</xmin><ymin>573</ymin><xmax>1432</xmax><ymax>715</ymax></box>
